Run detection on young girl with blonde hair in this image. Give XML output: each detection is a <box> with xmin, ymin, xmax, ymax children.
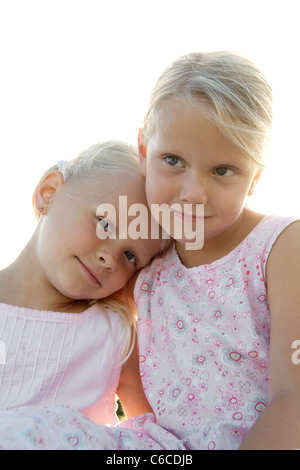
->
<box><xmin>0</xmin><ymin>140</ymin><xmax>161</xmax><ymax>425</ymax></box>
<box><xmin>0</xmin><ymin>51</ymin><xmax>299</xmax><ymax>450</ymax></box>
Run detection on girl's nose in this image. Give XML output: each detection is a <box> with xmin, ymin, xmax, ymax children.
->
<box><xmin>98</xmin><ymin>250</ymin><xmax>117</xmax><ymax>271</ymax></box>
<box><xmin>180</xmin><ymin>172</ymin><xmax>208</xmax><ymax>205</ymax></box>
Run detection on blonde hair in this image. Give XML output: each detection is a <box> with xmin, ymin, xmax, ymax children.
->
<box><xmin>33</xmin><ymin>140</ymin><xmax>140</xmax><ymax>219</ymax></box>
<box><xmin>142</xmin><ymin>51</ymin><xmax>273</xmax><ymax>165</ymax></box>
<box><xmin>33</xmin><ymin>140</ymin><xmax>143</xmax><ymax>363</ymax></box>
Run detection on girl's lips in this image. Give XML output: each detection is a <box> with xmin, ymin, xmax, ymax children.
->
<box><xmin>171</xmin><ymin>209</ymin><xmax>205</xmax><ymax>221</ymax></box>
<box><xmin>76</xmin><ymin>257</ymin><xmax>102</xmax><ymax>286</ymax></box>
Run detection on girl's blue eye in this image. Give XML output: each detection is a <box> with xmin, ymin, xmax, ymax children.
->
<box><xmin>166</xmin><ymin>156</ymin><xmax>180</xmax><ymax>166</ymax></box>
<box><xmin>98</xmin><ymin>218</ymin><xmax>111</xmax><ymax>232</ymax></box>
<box><xmin>125</xmin><ymin>251</ymin><xmax>136</xmax><ymax>265</ymax></box>
<box><xmin>214</xmin><ymin>167</ymin><xmax>235</xmax><ymax>177</ymax></box>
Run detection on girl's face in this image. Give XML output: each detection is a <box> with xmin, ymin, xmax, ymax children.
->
<box><xmin>35</xmin><ymin>172</ymin><xmax>161</xmax><ymax>302</ymax></box>
<box><xmin>139</xmin><ymin>98</ymin><xmax>261</xmax><ymax>255</ymax></box>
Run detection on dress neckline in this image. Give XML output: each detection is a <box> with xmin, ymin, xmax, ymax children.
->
<box><xmin>172</xmin><ymin>215</ymin><xmax>271</xmax><ymax>271</ymax></box>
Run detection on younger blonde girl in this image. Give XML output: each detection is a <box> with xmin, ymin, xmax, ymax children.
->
<box><xmin>0</xmin><ymin>140</ymin><xmax>161</xmax><ymax>425</ymax></box>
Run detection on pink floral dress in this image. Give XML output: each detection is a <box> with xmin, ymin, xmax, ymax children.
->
<box><xmin>134</xmin><ymin>215</ymin><xmax>297</xmax><ymax>449</ymax></box>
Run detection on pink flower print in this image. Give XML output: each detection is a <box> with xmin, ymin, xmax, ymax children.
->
<box><xmin>183</xmin><ymin>386</ymin><xmax>201</xmax><ymax>408</ymax></box>
<box><xmin>222</xmin><ymin>346</ymin><xmax>248</xmax><ymax>369</ymax></box>
<box><xmin>215</xmin><ymin>406</ymin><xmax>224</xmax><ymax>415</ymax></box>
<box><xmin>247</xmin><ymin>393</ymin><xmax>268</xmax><ymax>419</ymax></box>
<box><xmin>252</xmin><ymin>339</ymin><xmax>263</xmax><ymax>350</ymax></box>
<box><xmin>167</xmin><ymin>382</ymin><xmax>183</xmax><ymax>404</ymax></box>
<box><xmin>226</xmin><ymin>382</ymin><xmax>235</xmax><ymax>390</ymax></box>
<box><xmin>170</xmin><ymin>266</ymin><xmax>185</xmax><ymax>285</ymax></box>
<box><xmin>238</xmin><ymin>381</ymin><xmax>251</xmax><ymax>393</ymax></box>
<box><xmin>231</xmin><ymin>423</ymin><xmax>248</xmax><ymax>440</ymax></box>
<box><xmin>247</xmin><ymin>370</ymin><xmax>258</xmax><ymax>382</ymax></box>
<box><xmin>178</xmin><ymin>404</ymin><xmax>188</xmax><ymax>416</ymax></box>
<box><xmin>222</xmin><ymin>348</ymin><xmax>243</xmax><ymax>367</ymax></box>
<box><xmin>231</xmin><ymin>426</ymin><xmax>246</xmax><ymax>439</ymax></box>
<box><xmin>190</xmin><ymin>417</ymin><xmax>201</xmax><ymax>428</ymax></box>
<box><xmin>200</xmin><ymin>402</ymin><xmax>208</xmax><ymax>413</ymax></box>
<box><xmin>255</xmin><ymin>289</ymin><xmax>268</xmax><ymax>307</ymax></box>
<box><xmin>231</xmin><ymin>310</ymin><xmax>240</xmax><ymax>321</ymax></box>
<box><xmin>222</xmin><ymin>390</ymin><xmax>244</xmax><ymax>411</ymax></box>
<box><xmin>221</xmin><ymin>270</ymin><xmax>242</xmax><ymax>294</ymax></box>
<box><xmin>231</xmin><ymin>428</ymin><xmax>240</xmax><ymax>439</ymax></box>
<box><xmin>243</xmin><ymin>277</ymin><xmax>252</xmax><ymax>291</ymax></box>
<box><xmin>139</xmin><ymin>277</ymin><xmax>153</xmax><ymax>298</ymax></box>
<box><xmin>179</xmin><ymin>418</ymin><xmax>189</xmax><ymax>430</ymax></box>
<box><xmin>192</xmin><ymin>352</ymin><xmax>208</xmax><ymax>368</ymax></box>
<box><xmin>248</xmin><ymin>350</ymin><xmax>258</xmax><ymax>359</ymax></box>
<box><xmin>170</xmin><ymin>313</ymin><xmax>188</xmax><ymax>338</ymax></box>
<box><xmin>230</xmin><ymin>324</ymin><xmax>240</xmax><ymax>334</ymax></box>
<box><xmin>200</xmin><ymin>382</ymin><xmax>208</xmax><ymax>391</ymax></box>
<box><xmin>210</xmin><ymin>308</ymin><xmax>224</xmax><ymax>322</ymax></box>
<box><xmin>253</xmin><ymin>358</ymin><xmax>268</xmax><ymax>375</ymax></box>
<box><xmin>208</xmin><ymin>346</ymin><xmax>217</xmax><ymax>358</ymax></box>
<box><xmin>157</xmin><ymin>388</ymin><xmax>165</xmax><ymax>398</ymax></box>
<box><xmin>63</xmin><ymin>432</ymin><xmax>84</xmax><ymax>448</ymax></box>
<box><xmin>190</xmin><ymin>367</ymin><xmax>199</xmax><ymax>377</ymax></box>
<box><xmin>200</xmin><ymin>272</ymin><xmax>221</xmax><ymax>291</ymax></box>
<box><xmin>199</xmin><ymin>371</ymin><xmax>210</xmax><ymax>381</ymax></box>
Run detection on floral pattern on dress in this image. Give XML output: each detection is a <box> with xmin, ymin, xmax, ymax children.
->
<box><xmin>136</xmin><ymin>215</ymin><xmax>296</xmax><ymax>449</ymax></box>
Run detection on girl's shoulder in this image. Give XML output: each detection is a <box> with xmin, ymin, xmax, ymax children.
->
<box><xmin>228</xmin><ymin>213</ymin><xmax>299</xmax><ymax>274</ymax></box>
<box><xmin>250</xmin><ymin>214</ymin><xmax>299</xmax><ymax>252</ymax></box>
<box><xmin>265</xmin><ymin>217</ymin><xmax>300</xmax><ymax>272</ymax></box>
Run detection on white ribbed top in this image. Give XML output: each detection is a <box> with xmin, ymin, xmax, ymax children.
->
<box><xmin>0</xmin><ymin>302</ymin><xmax>125</xmax><ymax>424</ymax></box>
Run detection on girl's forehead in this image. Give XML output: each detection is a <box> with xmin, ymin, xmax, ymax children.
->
<box><xmin>154</xmin><ymin>96</ymin><xmax>211</xmax><ymax>122</ymax></box>
<box><xmin>65</xmin><ymin>171</ymin><xmax>146</xmax><ymax>204</ymax></box>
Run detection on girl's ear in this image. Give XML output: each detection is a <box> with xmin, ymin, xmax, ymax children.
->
<box><xmin>34</xmin><ymin>171</ymin><xmax>64</xmax><ymax>215</ymax></box>
<box><xmin>248</xmin><ymin>166</ymin><xmax>263</xmax><ymax>196</ymax></box>
<box><xmin>138</xmin><ymin>129</ymin><xmax>147</xmax><ymax>177</ymax></box>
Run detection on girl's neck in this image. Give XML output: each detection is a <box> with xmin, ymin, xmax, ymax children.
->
<box><xmin>0</xmin><ymin>240</ymin><xmax>89</xmax><ymax>314</ymax></box>
<box><xmin>176</xmin><ymin>208</ymin><xmax>265</xmax><ymax>268</ymax></box>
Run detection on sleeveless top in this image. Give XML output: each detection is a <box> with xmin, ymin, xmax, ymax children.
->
<box><xmin>0</xmin><ymin>302</ymin><xmax>125</xmax><ymax>424</ymax></box>
<box><xmin>134</xmin><ymin>215</ymin><xmax>297</xmax><ymax>449</ymax></box>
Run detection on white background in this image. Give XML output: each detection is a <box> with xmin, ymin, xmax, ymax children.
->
<box><xmin>0</xmin><ymin>0</ymin><xmax>299</xmax><ymax>268</ymax></box>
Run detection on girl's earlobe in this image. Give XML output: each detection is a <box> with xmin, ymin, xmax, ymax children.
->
<box><xmin>34</xmin><ymin>171</ymin><xmax>64</xmax><ymax>215</ymax></box>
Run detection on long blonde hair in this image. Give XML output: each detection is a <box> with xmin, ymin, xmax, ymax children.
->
<box><xmin>142</xmin><ymin>51</ymin><xmax>273</xmax><ymax>165</ymax></box>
